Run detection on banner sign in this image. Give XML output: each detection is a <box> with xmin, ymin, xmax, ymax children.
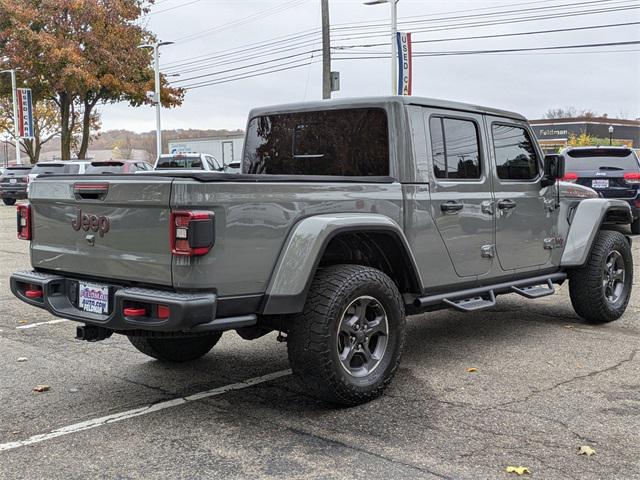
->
<box><xmin>396</xmin><ymin>32</ymin><xmax>412</xmax><ymax>96</ymax></box>
<box><xmin>17</xmin><ymin>88</ymin><xmax>34</xmax><ymax>138</ymax></box>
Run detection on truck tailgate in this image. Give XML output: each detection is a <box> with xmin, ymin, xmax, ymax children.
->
<box><xmin>29</xmin><ymin>176</ymin><xmax>173</xmax><ymax>286</ymax></box>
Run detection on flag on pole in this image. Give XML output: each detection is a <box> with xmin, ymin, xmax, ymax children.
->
<box><xmin>396</xmin><ymin>32</ymin><xmax>412</xmax><ymax>96</ymax></box>
<box><xmin>16</xmin><ymin>88</ymin><xmax>34</xmax><ymax>139</ymax></box>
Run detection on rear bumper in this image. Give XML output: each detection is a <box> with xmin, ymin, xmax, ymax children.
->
<box><xmin>10</xmin><ymin>270</ymin><xmax>256</xmax><ymax>333</ymax></box>
<box><xmin>0</xmin><ymin>188</ymin><xmax>27</xmax><ymax>199</ymax></box>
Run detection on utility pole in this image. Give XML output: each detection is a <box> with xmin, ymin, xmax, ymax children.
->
<box><xmin>364</xmin><ymin>0</ymin><xmax>399</xmax><ymax>95</ymax></box>
<box><xmin>321</xmin><ymin>0</ymin><xmax>331</xmax><ymax>99</ymax></box>
<box><xmin>138</xmin><ymin>41</ymin><xmax>174</xmax><ymax>158</ymax></box>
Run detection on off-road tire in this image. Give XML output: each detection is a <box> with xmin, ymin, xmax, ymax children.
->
<box><xmin>128</xmin><ymin>333</ymin><xmax>222</xmax><ymax>362</ymax></box>
<box><xmin>569</xmin><ymin>230</ymin><xmax>633</xmax><ymax>323</ymax></box>
<box><xmin>2</xmin><ymin>198</ymin><xmax>16</xmax><ymax>206</ymax></box>
<box><xmin>287</xmin><ymin>264</ymin><xmax>406</xmax><ymax>406</ymax></box>
<box><xmin>631</xmin><ymin>218</ymin><xmax>640</xmax><ymax>235</ymax></box>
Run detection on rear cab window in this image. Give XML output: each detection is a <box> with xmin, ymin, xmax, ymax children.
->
<box><xmin>242</xmin><ymin>108</ymin><xmax>390</xmax><ymax>177</ymax></box>
<box><xmin>156</xmin><ymin>155</ymin><xmax>204</xmax><ymax>170</ymax></box>
<box><xmin>4</xmin><ymin>167</ymin><xmax>31</xmax><ymax>176</ymax></box>
<box><xmin>85</xmin><ymin>163</ymin><xmax>125</xmax><ymax>174</ymax></box>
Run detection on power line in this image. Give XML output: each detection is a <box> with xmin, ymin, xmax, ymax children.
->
<box><xmin>165</xmin><ymin>0</ymin><xmax>639</xmax><ymax>75</ymax></box>
<box><xmin>170</xmin><ymin>21</ymin><xmax>639</xmax><ymax>84</ymax></box>
<box><xmin>179</xmin><ymin>40</ymin><xmax>639</xmax><ymax>90</ymax></box>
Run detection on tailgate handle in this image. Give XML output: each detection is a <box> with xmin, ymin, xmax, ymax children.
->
<box><xmin>74</xmin><ymin>182</ymin><xmax>109</xmax><ymax>200</ymax></box>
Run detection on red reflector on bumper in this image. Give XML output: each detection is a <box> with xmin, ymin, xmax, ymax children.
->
<box><xmin>25</xmin><ymin>289</ymin><xmax>43</xmax><ymax>299</ymax></box>
<box><xmin>157</xmin><ymin>305</ymin><xmax>170</xmax><ymax>319</ymax></box>
<box><xmin>123</xmin><ymin>307</ymin><xmax>146</xmax><ymax>317</ymax></box>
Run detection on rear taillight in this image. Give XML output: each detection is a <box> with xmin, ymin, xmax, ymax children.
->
<box><xmin>623</xmin><ymin>173</ymin><xmax>640</xmax><ymax>185</ymax></box>
<box><xmin>562</xmin><ymin>172</ymin><xmax>578</xmax><ymax>183</ymax></box>
<box><xmin>170</xmin><ymin>211</ymin><xmax>215</xmax><ymax>256</ymax></box>
<box><xmin>16</xmin><ymin>204</ymin><xmax>31</xmax><ymax>240</ymax></box>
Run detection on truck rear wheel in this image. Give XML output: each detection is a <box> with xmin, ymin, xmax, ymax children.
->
<box><xmin>287</xmin><ymin>264</ymin><xmax>406</xmax><ymax>405</ymax></box>
<box><xmin>569</xmin><ymin>230</ymin><xmax>633</xmax><ymax>323</ymax></box>
<box><xmin>128</xmin><ymin>334</ymin><xmax>222</xmax><ymax>362</ymax></box>
<box><xmin>2</xmin><ymin>198</ymin><xmax>16</xmax><ymax>206</ymax></box>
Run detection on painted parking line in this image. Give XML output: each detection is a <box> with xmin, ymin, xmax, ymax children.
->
<box><xmin>16</xmin><ymin>319</ymin><xmax>70</xmax><ymax>330</ymax></box>
<box><xmin>0</xmin><ymin>369</ymin><xmax>291</xmax><ymax>453</ymax></box>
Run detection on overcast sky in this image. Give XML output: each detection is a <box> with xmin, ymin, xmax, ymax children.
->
<box><xmin>99</xmin><ymin>0</ymin><xmax>640</xmax><ymax>132</ymax></box>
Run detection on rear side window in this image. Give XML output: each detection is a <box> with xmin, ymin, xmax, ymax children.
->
<box><xmin>492</xmin><ymin>124</ymin><xmax>539</xmax><ymax>180</ymax></box>
<box><xmin>242</xmin><ymin>108</ymin><xmax>389</xmax><ymax>176</ymax></box>
<box><xmin>429</xmin><ymin>117</ymin><xmax>481</xmax><ymax>179</ymax></box>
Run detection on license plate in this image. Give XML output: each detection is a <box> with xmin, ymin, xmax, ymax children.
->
<box><xmin>9</xmin><ymin>178</ymin><xmax>16</xmax><ymax>184</ymax></box>
<box><xmin>78</xmin><ymin>282</ymin><xmax>109</xmax><ymax>314</ymax></box>
<box><xmin>592</xmin><ymin>179</ymin><xmax>609</xmax><ymax>189</ymax></box>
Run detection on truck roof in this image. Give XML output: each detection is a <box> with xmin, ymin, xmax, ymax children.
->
<box><xmin>248</xmin><ymin>96</ymin><xmax>527</xmax><ymax>122</ymax></box>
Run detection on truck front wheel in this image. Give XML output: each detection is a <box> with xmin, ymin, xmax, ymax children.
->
<box><xmin>287</xmin><ymin>264</ymin><xmax>406</xmax><ymax>405</ymax></box>
<box><xmin>128</xmin><ymin>334</ymin><xmax>222</xmax><ymax>362</ymax></box>
<box><xmin>569</xmin><ymin>230</ymin><xmax>633</xmax><ymax>323</ymax></box>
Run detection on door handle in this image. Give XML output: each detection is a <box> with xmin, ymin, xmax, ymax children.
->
<box><xmin>497</xmin><ymin>199</ymin><xmax>517</xmax><ymax>210</ymax></box>
<box><xmin>441</xmin><ymin>201</ymin><xmax>464</xmax><ymax>213</ymax></box>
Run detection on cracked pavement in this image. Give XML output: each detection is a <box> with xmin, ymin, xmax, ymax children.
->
<box><xmin>0</xmin><ymin>204</ymin><xmax>639</xmax><ymax>479</ymax></box>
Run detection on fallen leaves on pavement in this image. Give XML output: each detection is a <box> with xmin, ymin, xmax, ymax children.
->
<box><xmin>467</xmin><ymin>367</ymin><xmax>478</xmax><ymax>373</ymax></box>
<box><xmin>33</xmin><ymin>385</ymin><xmax>50</xmax><ymax>393</ymax></box>
<box><xmin>505</xmin><ymin>466</ymin><xmax>530</xmax><ymax>475</ymax></box>
<box><xmin>578</xmin><ymin>446</ymin><xmax>596</xmax><ymax>456</ymax></box>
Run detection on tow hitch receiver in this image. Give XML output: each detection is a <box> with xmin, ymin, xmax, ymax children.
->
<box><xmin>76</xmin><ymin>325</ymin><xmax>113</xmax><ymax>342</ymax></box>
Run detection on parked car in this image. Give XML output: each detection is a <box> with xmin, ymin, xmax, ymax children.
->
<box><xmin>26</xmin><ymin>160</ymin><xmax>92</xmax><ymax>194</ymax></box>
<box><xmin>561</xmin><ymin>146</ymin><xmax>640</xmax><ymax>233</ymax></box>
<box><xmin>11</xmin><ymin>96</ymin><xmax>634</xmax><ymax>406</ymax></box>
<box><xmin>154</xmin><ymin>153</ymin><xmax>225</xmax><ymax>172</ymax></box>
<box><xmin>85</xmin><ymin>160</ymin><xmax>153</xmax><ymax>174</ymax></box>
<box><xmin>0</xmin><ymin>165</ymin><xmax>32</xmax><ymax>205</ymax></box>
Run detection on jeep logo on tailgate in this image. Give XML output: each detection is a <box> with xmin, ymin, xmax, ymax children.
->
<box><xmin>71</xmin><ymin>209</ymin><xmax>110</xmax><ymax>237</ymax></box>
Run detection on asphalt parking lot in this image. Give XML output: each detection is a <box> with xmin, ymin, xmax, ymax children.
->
<box><xmin>0</xmin><ymin>203</ymin><xmax>638</xmax><ymax>480</ymax></box>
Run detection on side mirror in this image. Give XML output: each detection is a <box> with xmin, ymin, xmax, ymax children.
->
<box><xmin>541</xmin><ymin>154</ymin><xmax>565</xmax><ymax>187</ymax></box>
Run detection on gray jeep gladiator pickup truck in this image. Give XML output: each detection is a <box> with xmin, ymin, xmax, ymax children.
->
<box><xmin>11</xmin><ymin>97</ymin><xmax>634</xmax><ymax>405</ymax></box>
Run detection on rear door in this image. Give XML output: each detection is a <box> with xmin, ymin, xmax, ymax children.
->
<box><xmin>424</xmin><ymin>109</ymin><xmax>494</xmax><ymax>277</ymax></box>
<box><xmin>29</xmin><ymin>177</ymin><xmax>173</xmax><ymax>286</ymax></box>
<box><xmin>487</xmin><ymin>118</ymin><xmax>555</xmax><ymax>271</ymax></box>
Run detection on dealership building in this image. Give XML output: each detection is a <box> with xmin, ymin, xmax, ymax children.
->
<box><xmin>529</xmin><ymin>117</ymin><xmax>640</xmax><ymax>153</ymax></box>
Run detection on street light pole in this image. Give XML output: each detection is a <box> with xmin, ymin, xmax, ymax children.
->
<box><xmin>138</xmin><ymin>41</ymin><xmax>174</xmax><ymax>158</ymax></box>
<box><xmin>1</xmin><ymin>67</ymin><xmax>21</xmax><ymax>165</ymax></box>
<box><xmin>364</xmin><ymin>0</ymin><xmax>399</xmax><ymax>95</ymax></box>
<box><xmin>608</xmin><ymin>125</ymin><xmax>614</xmax><ymax>146</ymax></box>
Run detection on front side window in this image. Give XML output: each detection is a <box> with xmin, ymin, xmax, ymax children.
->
<box><xmin>492</xmin><ymin>124</ymin><xmax>539</xmax><ymax>180</ymax></box>
<box><xmin>242</xmin><ymin>108</ymin><xmax>389</xmax><ymax>176</ymax></box>
<box><xmin>429</xmin><ymin>117</ymin><xmax>481</xmax><ymax>179</ymax></box>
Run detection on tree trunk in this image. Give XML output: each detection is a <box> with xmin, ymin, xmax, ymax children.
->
<box><xmin>59</xmin><ymin>92</ymin><xmax>72</xmax><ymax>160</ymax></box>
<box><xmin>76</xmin><ymin>98</ymin><xmax>94</xmax><ymax>159</ymax></box>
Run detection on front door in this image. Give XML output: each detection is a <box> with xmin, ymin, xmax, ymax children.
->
<box><xmin>424</xmin><ymin>110</ymin><xmax>494</xmax><ymax>278</ymax></box>
<box><xmin>487</xmin><ymin>118</ymin><xmax>555</xmax><ymax>271</ymax></box>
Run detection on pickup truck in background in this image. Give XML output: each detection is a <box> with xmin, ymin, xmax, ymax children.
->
<box><xmin>11</xmin><ymin>97</ymin><xmax>634</xmax><ymax>405</ymax></box>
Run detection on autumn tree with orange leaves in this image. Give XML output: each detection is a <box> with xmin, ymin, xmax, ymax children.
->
<box><xmin>0</xmin><ymin>0</ymin><xmax>184</xmax><ymax>160</ymax></box>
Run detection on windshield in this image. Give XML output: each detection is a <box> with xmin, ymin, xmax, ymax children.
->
<box><xmin>31</xmin><ymin>163</ymin><xmax>80</xmax><ymax>174</ymax></box>
<box><xmin>156</xmin><ymin>155</ymin><xmax>204</xmax><ymax>170</ymax></box>
<box><xmin>565</xmin><ymin>149</ymin><xmax>640</xmax><ymax>171</ymax></box>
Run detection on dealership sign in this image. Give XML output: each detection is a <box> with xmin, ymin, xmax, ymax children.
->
<box><xmin>396</xmin><ymin>32</ymin><xmax>412</xmax><ymax>96</ymax></box>
<box><xmin>17</xmin><ymin>88</ymin><xmax>34</xmax><ymax>138</ymax></box>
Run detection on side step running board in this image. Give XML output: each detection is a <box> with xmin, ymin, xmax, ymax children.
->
<box><xmin>511</xmin><ymin>279</ymin><xmax>555</xmax><ymax>299</ymax></box>
<box><xmin>442</xmin><ymin>291</ymin><xmax>496</xmax><ymax>312</ymax></box>
<box><xmin>413</xmin><ymin>272</ymin><xmax>567</xmax><ymax>312</ymax></box>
